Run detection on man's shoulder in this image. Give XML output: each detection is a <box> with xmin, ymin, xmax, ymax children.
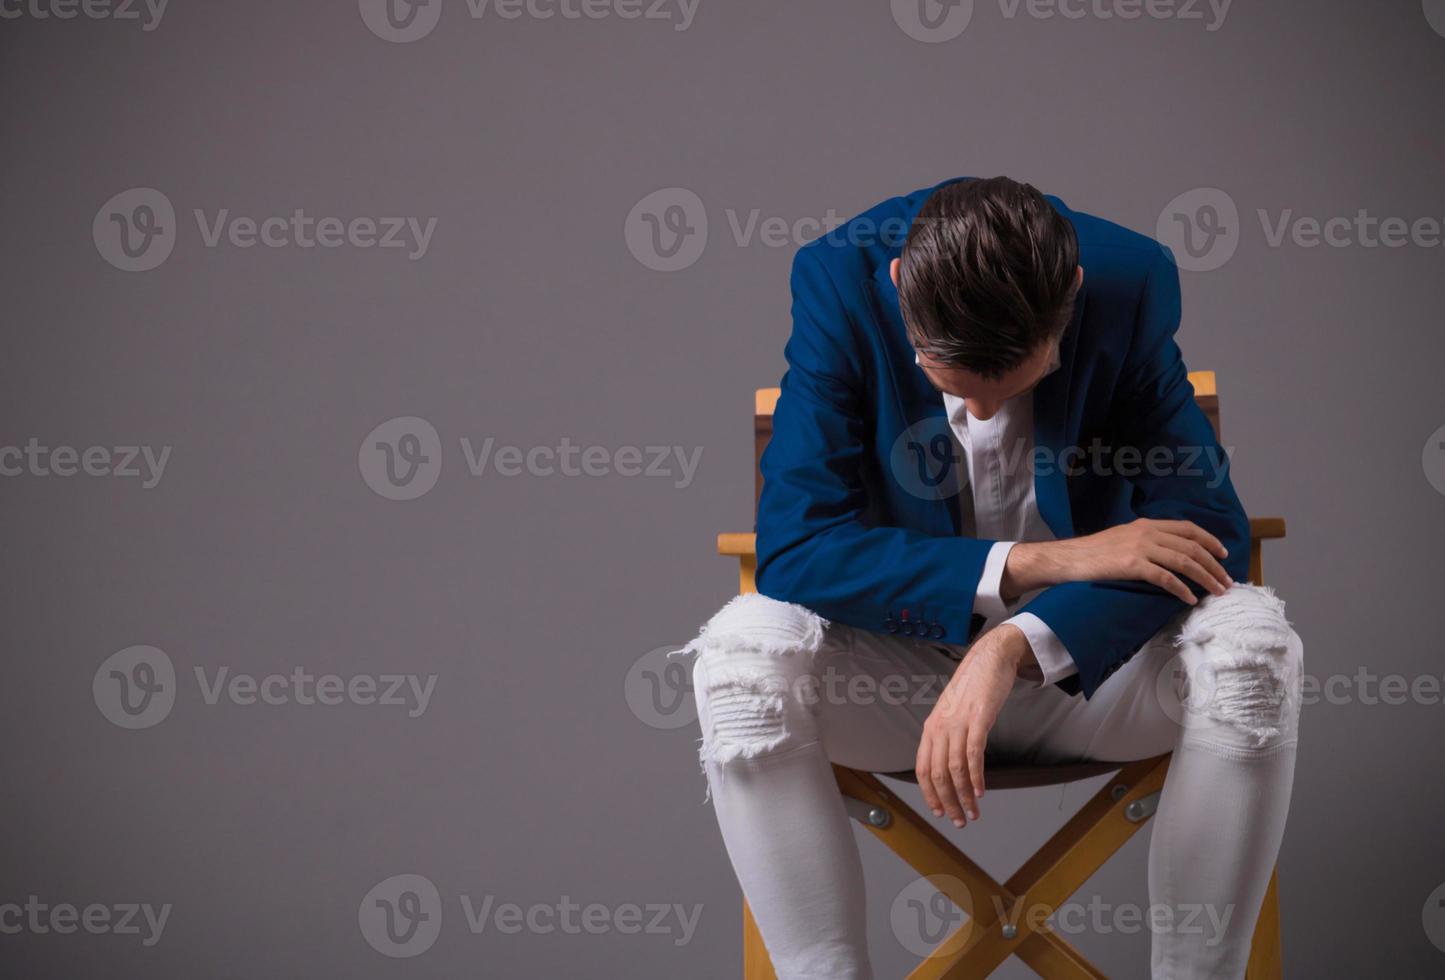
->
<box><xmin>1066</xmin><ymin>202</ymin><xmax>1173</xmax><ymax>287</ymax></box>
<box><xmin>793</xmin><ymin>178</ymin><xmax>960</xmax><ymax>279</ymax></box>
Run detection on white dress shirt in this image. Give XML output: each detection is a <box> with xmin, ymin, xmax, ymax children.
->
<box><xmin>930</xmin><ymin>355</ymin><xmax>1078</xmax><ymax>685</ymax></box>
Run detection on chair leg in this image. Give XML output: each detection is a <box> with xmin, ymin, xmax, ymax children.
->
<box><xmin>833</xmin><ymin>763</ymin><xmax>1169</xmax><ymax>980</ymax></box>
<box><xmin>1245</xmin><ymin>868</ymin><xmax>1282</xmax><ymax>979</ymax></box>
<box><xmin>743</xmin><ymin>899</ymin><xmax>778</xmax><ymax>980</ymax></box>
<box><xmin>737</xmin><ymin>760</ymin><xmax>1222</xmax><ymax>979</ymax></box>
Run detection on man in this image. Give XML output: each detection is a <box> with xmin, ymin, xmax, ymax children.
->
<box><xmin>681</xmin><ymin>177</ymin><xmax>1302</xmax><ymax>978</ymax></box>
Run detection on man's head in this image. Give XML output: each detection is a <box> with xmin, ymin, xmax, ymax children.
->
<box><xmin>890</xmin><ymin>177</ymin><xmax>1082</xmax><ymax>419</ymax></box>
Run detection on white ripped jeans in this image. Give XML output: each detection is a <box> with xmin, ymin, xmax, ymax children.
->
<box><xmin>680</xmin><ymin>585</ymin><xmax>1302</xmax><ymax>979</ymax></box>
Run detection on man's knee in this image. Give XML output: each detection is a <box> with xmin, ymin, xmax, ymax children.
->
<box><xmin>1173</xmin><ymin>584</ymin><xmax>1303</xmax><ymax>748</ymax></box>
<box><xmin>680</xmin><ymin>594</ymin><xmax>828</xmax><ymax>765</ymax></box>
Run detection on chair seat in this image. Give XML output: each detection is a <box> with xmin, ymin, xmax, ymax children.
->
<box><xmin>882</xmin><ymin>759</ymin><xmax>1124</xmax><ymax>790</ymax></box>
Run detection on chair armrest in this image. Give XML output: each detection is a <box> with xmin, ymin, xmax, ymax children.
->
<box><xmin>718</xmin><ymin>521</ymin><xmax>1284</xmax><ymax>557</ymax></box>
<box><xmin>1250</xmin><ymin>517</ymin><xmax>1286</xmax><ymax>540</ymax></box>
<box><xmin>717</xmin><ymin>532</ymin><xmax>757</xmax><ymax>556</ymax></box>
<box><xmin>717</xmin><ymin>520</ymin><xmax>1287</xmax><ymax>591</ymax></box>
<box><xmin>716</xmin><ymin>533</ymin><xmax>758</xmax><ymax>592</ymax></box>
<box><xmin>1246</xmin><ymin>518</ymin><xmax>1285</xmax><ymax>586</ymax></box>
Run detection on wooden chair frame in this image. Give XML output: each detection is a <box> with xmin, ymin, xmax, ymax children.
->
<box><xmin>716</xmin><ymin>372</ymin><xmax>1286</xmax><ymax>979</ymax></box>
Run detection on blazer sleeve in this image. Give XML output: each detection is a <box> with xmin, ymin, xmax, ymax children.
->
<box><xmin>754</xmin><ymin>247</ymin><xmax>998</xmax><ymax>646</ymax></box>
<box><xmin>1016</xmin><ymin>245</ymin><xmax>1252</xmax><ymax>697</ymax></box>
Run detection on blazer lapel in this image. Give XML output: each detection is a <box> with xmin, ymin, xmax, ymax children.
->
<box><xmin>869</xmin><ymin>260</ymin><xmax>963</xmax><ymax>538</ymax></box>
<box><xmin>1033</xmin><ymin>298</ymin><xmax>1084</xmax><ymax>540</ymax></box>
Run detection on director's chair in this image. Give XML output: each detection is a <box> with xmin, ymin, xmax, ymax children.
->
<box><xmin>715</xmin><ymin>372</ymin><xmax>1286</xmax><ymax>978</ymax></box>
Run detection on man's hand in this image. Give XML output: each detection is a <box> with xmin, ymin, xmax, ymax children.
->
<box><xmin>916</xmin><ymin>624</ymin><xmax>1031</xmax><ymax>828</ymax></box>
<box><xmin>1001</xmin><ymin>518</ymin><xmax>1232</xmax><ymax>606</ymax></box>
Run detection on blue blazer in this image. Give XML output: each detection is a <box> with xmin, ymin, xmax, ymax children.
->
<box><xmin>754</xmin><ymin>178</ymin><xmax>1250</xmax><ymax>698</ymax></box>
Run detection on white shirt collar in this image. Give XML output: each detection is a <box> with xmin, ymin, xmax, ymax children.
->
<box><xmin>917</xmin><ymin>346</ymin><xmax>1062</xmax><ymax>424</ymax></box>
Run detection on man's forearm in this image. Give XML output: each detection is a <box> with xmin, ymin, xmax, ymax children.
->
<box><xmin>965</xmin><ymin>622</ymin><xmax>1038</xmax><ymax>678</ymax></box>
<box><xmin>999</xmin><ymin>540</ymin><xmax>1067</xmax><ymax>602</ymax></box>
<box><xmin>999</xmin><ymin>520</ymin><xmax>1232</xmax><ymax>607</ymax></box>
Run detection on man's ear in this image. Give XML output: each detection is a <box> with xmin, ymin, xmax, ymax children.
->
<box><xmin>1074</xmin><ymin>265</ymin><xmax>1085</xmax><ymax>290</ymax></box>
<box><xmin>890</xmin><ymin>257</ymin><xmax>901</xmax><ymax>288</ymax></box>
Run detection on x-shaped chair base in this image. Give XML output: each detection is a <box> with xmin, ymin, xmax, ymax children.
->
<box><xmin>742</xmin><ymin>755</ymin><xmax>1283</xmax><ymax>978</ymax></box>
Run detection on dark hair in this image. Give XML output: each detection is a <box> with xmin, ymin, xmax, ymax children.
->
<box><xmin>898</xmin><ymin>177</ymin><xmax>1080</xmax><ymax>379</ymax></box>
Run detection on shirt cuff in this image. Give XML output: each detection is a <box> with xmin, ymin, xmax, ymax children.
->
<box><xmin>1004</xmin><ymin>612</ymin><xmax>1078</xmax><ymax>687</ymax></box>
<box><xmin>974</xmin><ymin>541</ymin><xmax>1016</xmax><ymax>620</ymax></box>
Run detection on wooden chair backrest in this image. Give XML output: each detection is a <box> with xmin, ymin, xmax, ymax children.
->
<box><xmin>751</xmin><ymin>371</ymin><xmax>1220</xmax><ymax>509</ymax></box>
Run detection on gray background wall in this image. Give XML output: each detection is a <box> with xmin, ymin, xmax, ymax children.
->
<box><xmin>2</xmin><ymin>1</ymin><xmax>1443</xmax><ymax>977</ymax></box>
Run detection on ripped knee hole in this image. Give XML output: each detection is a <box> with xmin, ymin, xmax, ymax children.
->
<box><xmin>1174</xmin><ymin>584</ymin><xmax>1303</xmax><ymax>746</ymax></box>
